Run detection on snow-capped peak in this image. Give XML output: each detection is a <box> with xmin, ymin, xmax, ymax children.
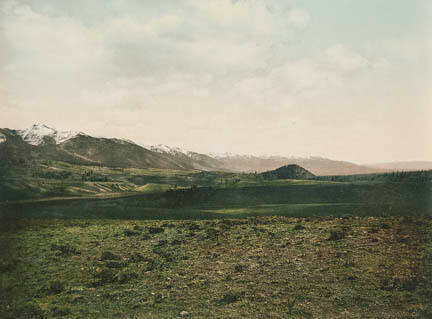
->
<box><xmin>208</xmin><ymin>152</ymin><xmax>232</xmax><ymax>158</ymax></box>
<box><xmin>18</xmin><ymin>124</ymin><xmax>81</xmax><ymax>145</ymax></box>
<box><xmin>144</xmin><ymin>144</ymin><xmax>191</xmax><ymax>156</ymax></box>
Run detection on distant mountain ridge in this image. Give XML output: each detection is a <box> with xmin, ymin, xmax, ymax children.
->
<box><xmin>366</xmin><ymin>161</ymin><xmax>432</xmax><ymax>172</ymax></box>
<box><xmin>1</xmin><ymin>124</ymin><xmax>430</xmax><ymax>176</ymax></box>
<box><xmin>211</xmin><ymin>153</ymin><xmax>396</xmax><ymax>176</ymax></box>
<box><xmin>0</xmin><ymin>124</ymin><xmax>220</xmax><ymax>171</ymax></box>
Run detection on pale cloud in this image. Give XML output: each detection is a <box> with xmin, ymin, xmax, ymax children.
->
<box><xmin>1</xmin><ymin>0</ymin><xmax>430</xmax><ymax>162</ymax></box>
<box><xmin>287</xmin><ymin>9</ymin><xmax>310</xmax><ymax>29</ymax></box>
<box><xmin>372</xmin><ymin>58</ymin><xmax>391</xmax><ymax>70</ymax></box>
<box><xmin>325</xmin><ymin>44</ymin><xmax>369</xmax><ymax>73</ymax></box>
<box><xmin>231</xmin><ymin>44</ymin><xmax>375</xmax><ymax>108</ymax></box>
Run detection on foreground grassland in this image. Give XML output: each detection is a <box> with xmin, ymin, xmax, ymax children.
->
<box><xmin>1</xmin><ymin>216</ymin><xmax>431</xmax><ymax>318</ymax></box>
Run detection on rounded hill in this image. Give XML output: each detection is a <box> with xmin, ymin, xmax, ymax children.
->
<box><xmin>261</xmin><ymin>164</ymin><xmax>315</xmax><ymax>180</ymax></box>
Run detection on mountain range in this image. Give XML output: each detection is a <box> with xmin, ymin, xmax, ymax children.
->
<box><xmin>1</xmin><ymin>124</ymin><xmax>431</xmax><ymax>176</ymax></box>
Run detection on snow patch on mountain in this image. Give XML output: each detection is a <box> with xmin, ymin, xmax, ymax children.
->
<box><xmin>18</xmin><ymin>124</ymin><xmax>81</xmax><ymax>145</ymax></box>
<box><xmin>144</xmin><ymin>144</ymin><xmax>191</xmax><ymax>156</ymax></box>
<box><xmin>208</xmin><ymin>152</ymin><xmax>310</xmax><ymax>160</ymax></box>
<box><xmin>208</xmin><ymin>152</ymin><xmax>263</xmax><ymax>159</ymax></box>
<box><xmin>208</xmin><ymin>152</ymin><xmax>236</xmax><ymax>158</ymax></box>
<box><xmin>119</xmin><ymin>138</ymin><xmax>137</xmax><ymax>145</ymax></box>
<box><xmin>108</xmin><ymin>138</ymin><xmax>138</xmax><ymax>146</ymax></box>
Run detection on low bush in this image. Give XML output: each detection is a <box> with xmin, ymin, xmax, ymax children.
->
<box><xmin>100</xmin><ymin>250</ymin><xmax>120</xmax><ymax>261</ymax></box>
<box><xmin>328</xmin><ymin>231</ymin><xmax>345</xmax><ymax>241</ymax></box>
<box><xmin>51</xmin><ymin>243</ymin><xmax>80</xmax><ymax>256</ymax></box>
<box><xmin>115</xmin><ymin>269</ymin><xmax>138</xmax><ymax>284</ymax></box>
<box><xmin>48</xmin><ymin>280</ymin><xmax>65</xmax><ymax>294</ymax></box>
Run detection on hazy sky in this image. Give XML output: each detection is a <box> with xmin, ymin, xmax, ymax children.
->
<box><xmin>1</xmin><ymin>0</ymin><xmax>431</xmax><ymax>163</ymax></box>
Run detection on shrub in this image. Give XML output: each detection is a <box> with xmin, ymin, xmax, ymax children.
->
<box><xmin>152</xmin><ymin>292</ymin><xmax>163</xmax><ymax>304</ymax></box>
<box><xmin>294</xmin><ymin>224</ymin><xmax>305</xmax><ymax>231</ymax></box>
<box><xmin>286</xmin><ymin>296</ymin><xmax>298</xmax><ymax>315</ymax></box>
<box><xmin>186</xmin><ymin>223</ymin><xmax>200</xmax><ymax>231</ymax></box>
<box><xmin>148</xmin><ymin>227</ymin><xmax>164</xmax><ymax>234</ymax></box>
<box><xmin>48</xmin><ymin>280</ymin><xmax>65</xmax><ymax>294</ymax></box>
<box><xmin>153</xmin><ymin>247</ymin><xmax>175</xmax><ymax>262</ymax></box>
<box><xmin>219</xmin><ymin>292</ymin><xmax>240</xmax><ymax>304</ymax></box>
<box><xmin>328</xmin><ymin>231</ymin><xmax>345</xmax><ymax>241</ymax></box>
<box><xmin>128</xmin><ymin>252</ymin><xmax>146</xmax><ymax>263</ymax></box>
<box><xmin>123</xmin><ymin>229</ymin><xmax>139</xmax><ymax>236</ymax></box>
<box><xmin>116</xmin><ymin>269</ymin><xmax>138</xmax><ymax>284</ymax></box>
<box><xmin>93</xmin><ymin>267</ymin><xmax>116</xmax><ymax>284</ymax></box>
<box><xmin>35</xmin><ymin>170</ymin><xmax>72</xmax><ymax>180</ymax></box>
<box><xmin>105</xmin><ymin>261</ymin><xmax>122</xmax><ymax>268</ymax></box>
<box><xmin>100</xmin><ymin>250</ymin><xmax>120</xmax><ymax>261</ymax></box>
<box><xmin>381</xmin><ymin>223</ymin><xmax>390</xmax><ymax>229</ymax></box>
<box><xmin>51</xmin><ymin>243</ymin><xmax>80</xmax><ymax>256</ymax></box>
<box><xmin>234</xmin><ymin>264</ymin><xmax>246</xmax><ymax>272</ymax></box>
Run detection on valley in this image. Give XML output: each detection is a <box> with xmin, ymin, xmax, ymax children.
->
<box><xmin>1</xmin><ymin>125</ymin><xmax>431</xmax><ymax>318</ymax></box>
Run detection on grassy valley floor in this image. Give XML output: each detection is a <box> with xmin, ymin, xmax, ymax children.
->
<box><xmin>1</xmin><ymin>215</ymin><xmax>431</xmax><ymax>318</ymax></box>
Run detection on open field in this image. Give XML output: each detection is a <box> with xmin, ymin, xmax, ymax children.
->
<box><xmin>2</xmin><ymin>161</ymin><xmax>431</xmax><ymax>203</ymax></box>
<box><xmin>1</xmin><ymin>177</ymin><xmax>431</xmax><ymax>219</ymax></box>
<box><xmin>1</xmin><ymin>161</ymin><xmax>431</xmax><ymax>219</ymax></box>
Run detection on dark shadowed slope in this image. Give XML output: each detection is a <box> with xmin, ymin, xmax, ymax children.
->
<box><xmin>261</xmin><ymin>164</ymin><xmax>315</xmax><ymax>180</ymax></box>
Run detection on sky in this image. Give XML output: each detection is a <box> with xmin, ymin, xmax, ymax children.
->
<box><xmin>1</xmin><ymin>0</ymin><xmax>431</xmax><ymax>163</ymax></box>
